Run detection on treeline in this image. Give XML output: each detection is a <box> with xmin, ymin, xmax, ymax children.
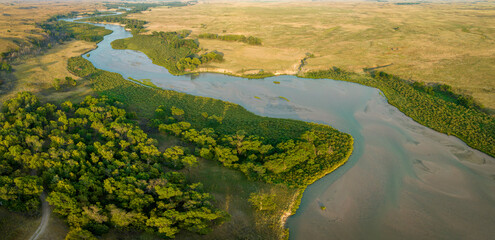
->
<box><xmin>38</xmin><ymin>20</ymin><xmax>113</xmax><ymax>43</ymax></box>
<box><xmin>46</xmin><ymin>11</ymin><xmax>110</xmax><ymax>22</ymax></box>
<box><xmin>112</xmin><ymin>31</ymin><xmax>223</xmax><ymax>74</ymax></box>
<box><xmin>1</xmin><ymin>17</ymin><xmax>109</xmax><ymax>61</ymax></box>
<box><xmin>82</xmin><ymin>16</ymin><xmax>148</xmax><ymax>33</ymax></box>
<box><xmin>104</xmin><ymin>2</ymin><xmax>188</xmax><ymax>14</ymax></box>
<box><xmin>67</xmin><ymin>56</ymin><xmax>354</xmax><ymax>188</ymax></box>
<box><xmin>0</xmin><ymin>14</ymin><xmax>112</xmax><ymax>87</ymax></box>
<box><xmin>1</xmin><ymin>10</ymin><xmax>110</xmax><ymax>63</ymax></box>
<box><xmin>0</xmin><ymin>13</ymin><xmax>80</xmax><ymax>62</ymax></box>
<box><xmin>301</xmin><ymin>68</ymin><xmax>495</xmax><ymax>157</ymax></box>
<box><xmin>0</xmin><ymin>92</ymin><xmax>226</xmax><ymax>239</ymax></box>
<box><xmin>198</xmin><ymin>33</ymin><xmax>262</xmax><ymax>45</ymax></box>
<box><xmin>86</xmin><ymin>1</ymin><xmax>191</xmax><ymax>33</ymax></box>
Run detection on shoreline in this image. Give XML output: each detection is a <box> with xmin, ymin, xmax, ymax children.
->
<box><xmin>279</xmin><ymin>137</ymin><xmax>354</xmax><ymax>238</ymax></box>
<box><xmin>185</xmin><ymin>63</ymin><xmax>494</xmax><ymax>158</ymax></box>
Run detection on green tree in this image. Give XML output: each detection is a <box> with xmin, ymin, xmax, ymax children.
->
<box><xmin>53</xmin><ymin>78</ymin><xmax>61</xmax><ymax>90</ymax></box>
<box><xmin>66</xmin><ymin>76</ymin><xmax>77</xmax><ymax>86</ymax></box>
<box><xmin>248</xmin><ymin>192</ymin><xmax>276</xmax><ymax>211</ymax></box>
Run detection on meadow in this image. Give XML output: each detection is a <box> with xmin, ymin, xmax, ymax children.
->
<box><xmin>0</xmin><ymin>40</ymin><xmax>96</xmax><ymax>104</ymax></box>
<box><xmin>130</xmin><ymin>1</ymin><xmax>495</xmax><ymax>110</ymax></box>
<box><xmin>0</xmin><ymin>0</ymin><xmax>100</xmax><ymax>55</ymax></box>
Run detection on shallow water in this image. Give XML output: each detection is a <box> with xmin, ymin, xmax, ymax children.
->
<box><xmin>67</xmin><ymin>17</ymin><xmax>495</xmax><ymax>239</ymax></box>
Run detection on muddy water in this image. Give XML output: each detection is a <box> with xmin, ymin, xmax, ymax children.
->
<box><xmin>67</xmin><ymin>17</ymin><xmax>495</xmax><ymax>239</ymax></box>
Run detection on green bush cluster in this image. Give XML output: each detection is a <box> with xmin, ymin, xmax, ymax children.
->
<box><xmin>38</xmin><ymin>20</ymin><xmax>113</xmax><ymax>43</ymax></box>
<box><xmin>0</xmin><ymin>61</ymin><xmax>12</xmax><ymax>72</ymax></box>
<box><xmin>86</xmin><ymin>2</ymin><xmax>191</xmax><ymax>33</ymax></box>
<box><xmin>177</xmin><ymin>51</ymin><xmax>223</xmax><ymax>71</ymax></box>
<box><xmin>104</xmin><ymin>2</ymin><xmax>187</xmax><ymax>14</ymax></box>
<box><xmin>0</xmin><ymin>92</ymin><xmax>226</xmax><ymax>239</ymax></box>
<box><xmin>198</xmin><ymin>33</ymin><xmax>262</xmax><ymax>45</ymax></box>
<box><xmin>1</xmin><ymin>16</ymin><xmax>111</xmax><ymax>64</ymax></box>
<box><xmin>82</xmin><ymin>16</ymin><xmax>147</xmax><ymax>34</ymax></box>
<box><xmin>242</xmin><ymin>71</ymin><xmax>275</xmax><ymax>79</ymax></box>
<box><xmin>111</xmin><ymin>31</ymin><xmax>222</xmax><ymax>74</ymax></box>
<box><xmin>154</xmin><ymin>106</ymin><xmax>354</xmax><ymax>187</ymax></box>
<box><xmin>52</xmin><ymin>76</ymin><xmax>77</xmax><ymax>90</ymax></box>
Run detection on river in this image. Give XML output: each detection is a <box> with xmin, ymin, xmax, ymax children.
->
<box><xmin>66</xmin><ymin>17</ymin><xmax>495</xmax><ymax>239</ymax></box>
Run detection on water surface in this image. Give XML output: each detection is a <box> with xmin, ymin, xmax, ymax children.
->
<box><xmin>69</xmin><ymin>18</ymin><xmax>495</xmax><ymax>239</ymax></box>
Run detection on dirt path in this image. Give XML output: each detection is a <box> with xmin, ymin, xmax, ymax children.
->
<box><xmin>28</xmin><ymin>192</ymin><xmax>50</xmax><ymax>240</ymax></box>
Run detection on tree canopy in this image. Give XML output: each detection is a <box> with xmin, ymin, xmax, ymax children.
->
<box><xmin>0</xmin><ymin>92</ymin><xmax>226</xmax><ymax>239</ymax></box>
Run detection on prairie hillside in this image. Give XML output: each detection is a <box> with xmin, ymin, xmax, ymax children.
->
<box><xmin>129</xmin><ymin>1</ymin><xmax>495</xmax><ymax>110</ymax></box>
<box><xmin>0</xmin><ymin>0</ymin><xmax>100</xmax><ymax>55</ymax></box>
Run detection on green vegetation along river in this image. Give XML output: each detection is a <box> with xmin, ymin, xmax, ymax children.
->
<box><xmin>71</xmin><ymin>19</ymin><xmax>495</xmax><ymax>239</ymax></box>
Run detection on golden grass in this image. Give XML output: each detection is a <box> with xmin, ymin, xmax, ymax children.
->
<box><xmin>130</xmin><ymin>1</ymin><xmax>495</xmax><ymax>109</ymax></box>
<box><xmin>0</xmin><ymin>0</ymin><xmax>101</xmax><ymax>54</ymax></box>
<box><xmin>196</xmin><ymin>39</ymin><xmax>305</xmax><ymax>75</ymax></box>
<box><xmin>0</xmin><ymin>40</ymin><xmax>96</xmax><ymax>103</ymax></box>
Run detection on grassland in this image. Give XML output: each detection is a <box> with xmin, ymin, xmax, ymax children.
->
<box><xmin>0</xmin><ymin>208</ymin><xmax>40</xmax><ymax>240</ymax></box>
<box><xmin>129</xmin><ymin>1</ymin><xmax>495</xmax><ymax>110</ymax></box>
<box><xmin>0</xmin><ymin>40</ymin><xmax>96</xmax><ymax>104</ymax></box>
<box><xmin>0</xmin><ymin>0</ymin><xmax>100</xmax><ymax>55</ymax></box>
<box><xmin>180</xmin><ymin>158</ymin><xmax>297</xmax><ymax>239</ymax></box>
<box><xmin>35</xmin><ymin>213</ymin><xmax>69</xmax><ymax>240</ymax></box>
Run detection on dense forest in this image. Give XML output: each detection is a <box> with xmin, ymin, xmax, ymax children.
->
<box><xmin>300</xmin><ymin>68</ymin><xmax>495</xmax><ymax>157</ymax></box>
<box><xmin>198</xmin><ymin>33</ymin><xmax>262</xmax><ymax>45</ymax></box>
<box><xmin>111</xmin><ymin>31</ymin><xmax>223</xmax><ymax>75</ymax></box>
<box><xmin>0</xmin><ymin>92</ymin><xmax>226</xmax><ymax>239</ymax></box>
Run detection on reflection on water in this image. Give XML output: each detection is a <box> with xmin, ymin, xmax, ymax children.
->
<box><xmin>71</xmin><ymin>17</ymin><xmax>495</xmax><ymax>239</ymax></box>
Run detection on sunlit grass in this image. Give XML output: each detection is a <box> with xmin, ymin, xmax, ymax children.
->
<box><xmin>130</xmin><ymin>1</ymin><xmax>495</xmax><ymax>109</ymax></box>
